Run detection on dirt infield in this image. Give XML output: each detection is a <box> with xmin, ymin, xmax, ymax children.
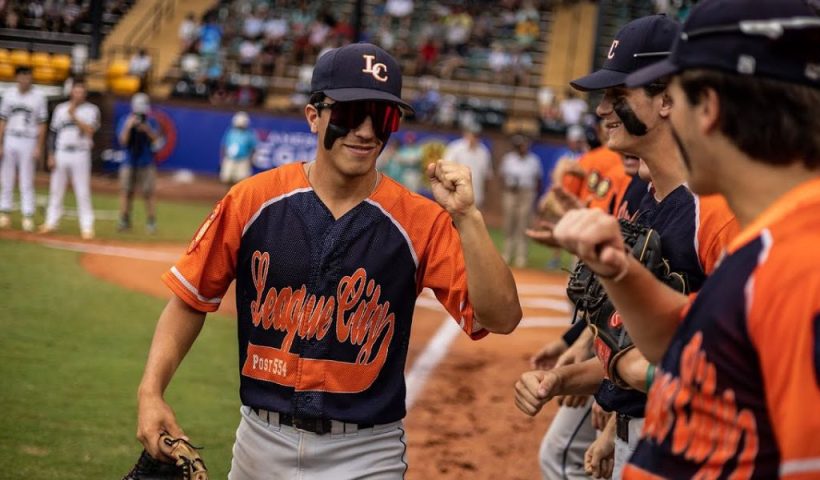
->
<box><xmin>66</xmin><ymin>237</ymin><xmax>568</xmax><ymax>479</ymax></box>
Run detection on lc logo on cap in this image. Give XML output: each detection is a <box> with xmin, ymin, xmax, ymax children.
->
<box><xmin>362</xmin><ymin>55</ymin><xmax>388</xmax><ymax>82</ymax></box>
<box><xmin>608</xmin><ymin>40</ymin><xmax>620</xmax><ymax>59</ymax></box>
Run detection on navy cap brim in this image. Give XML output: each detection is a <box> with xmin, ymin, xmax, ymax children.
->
<box><xmin>322</xmin><ymin>87</ymin><xmax>415</xmax><ymax>115</ymax></box>
<box><xmin>625</xmin><ymin>59</ymin><xmax>679</xmax><ymax>88</ymax></box>
<box><xmin>570</xmin><ymin>69</ymin><xmax>629</xmax><ymax>92</ymax></box>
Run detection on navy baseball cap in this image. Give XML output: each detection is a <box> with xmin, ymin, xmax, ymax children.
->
<box><xmin>626</xmin><ymin>0</ymin><xmax>820</xmax><ymax>88</ymax></box>
<box><xmin>570</xmin><ymin>14</ymin><xmax>681</xmax><ymax>91</ymax></box>
<box><xmin>311</xmin><ymin>42</ymin><xmax>415</xmax><ymax>114</ymax></box>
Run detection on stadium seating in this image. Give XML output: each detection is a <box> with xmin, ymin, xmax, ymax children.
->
<box><xmin>110</xmin><ymin>75</ymin><xmax>142</xmax><ymax>96</ymax></box>
<box><xmin>0</xmin><ymin>63</ymin><xmax>15</xmax><ymax>81</ymax></box>
<box><xmin>9</xmin><ymin>50</ymin><xmax>31</xmax><ymax>67</ymax></box>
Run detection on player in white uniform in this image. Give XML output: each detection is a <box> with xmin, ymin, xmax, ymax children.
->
<box><xmin>0</xmin><ymin>66</ymin><xmax>48</xmax><ymax>231</ymax></box>
<box><xmin>40</xmin><ymin>79</ymin><xmax>100</xmax><ymax>239</ymax></box>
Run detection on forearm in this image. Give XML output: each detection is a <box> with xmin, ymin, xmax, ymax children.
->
<box><xmin>600</xmin><ymin>256</ymin><xmax>689</xmax><ymax>363</ymax></box>
<box><xmin>453</xmin><ymin>207</ymin><xmax>521</xmax><ymax>333</ymax></box>
<box><xmin>119</xmin><ymin>126</ymin><xmax>131</xmax><ymax>146</ymax></box>
<box><xmin>72</xmin><ymin>116</ymin><xmax>95</xmax><ymax>137</ymax></box>
<box><xmin>36</xmin><ymin>124</ymin><xmax>46</xmax><ymax>147</ymax></box>
<box><xmin>614</xmin><ymin>348</ymin><xmax>651</xmax><ymax>393</ymax></box>
<box><xmin>553</xmin><ymin>358</ymin><xmax>606</xmax><ymax>396</ymax></box>
<box><xmin>137</xmin><ymin>296</ymin><xmax>206</xmax><ymax>399</ymax></box>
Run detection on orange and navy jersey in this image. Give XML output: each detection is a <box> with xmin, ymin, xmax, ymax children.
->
<box><xmin>612</xmin><ymin>174</ymin><xmax>649</xmax><ymax>218</ymax></box>
<box><xmin>162</xmin><ymin>162</ymin><xmax>485</xmax><ymax>425</ymax></box>
<box><xmin>595</xmin><ymin>184</ymin><xmax>738</xmax><ymax>416</ymax></box>
<box><xmin>626</xmin><ymin>177</ymin><xmax>820</xmax><ymax>479</ymax></box>
<box><xmin>634</xmin><ymin>185</ymin><xmax>738</xmax><ymax>291</ymax></box>
<box><xmin>576</xmin><ymin>147</ymin><xmax>631</xmax><ymax>211</ymax></box>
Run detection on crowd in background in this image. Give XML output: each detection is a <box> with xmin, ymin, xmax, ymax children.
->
<box><xmin>0</xmin><ymin>0</ymin><xmax>134</xmax><ymax>34</ymax></box>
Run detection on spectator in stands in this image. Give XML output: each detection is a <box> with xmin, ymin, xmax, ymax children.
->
<box><xmin>509</xmin><ymin>46</ymin><xmax>533</xmax><ymax>87</ymax></box>
<box><xmin>3</xmin><ymin>7</ymin><xmax>19</xmax><ymax>29</ymax></box>
<box><xmin>263</xmin><ymin>9</ymin><xmax>288</xmax><ymax>43</ymax></box>
<box><xmin>443</xmin><ymin>6</ymin><xmax>473</xmax><ymax>58</ymax></box>
<box><xmin>116</xmin><ymin>93</ymin><xmax>162</xmax><ymax>234</ymax></box>
<box><xmin>44</xmin><ymin>0</ymin><xmax>61</xmax><ymax>31</ymax></box>
<box><xmin>61</xmin><ymin>0</ymin><xmax>83</xmax><ymax>33</ymax></box>
<box><xmin>488</xmin><ymin>43</ymin><xmax>511</xmax><ymax>84</ymax></box>
<box><xmin>220</xmin><ymin>111</ymin><xmax>257</xmax><ymax>187</ymax></box>
<box><xmin>26</xmin><ymin>1</ymin><xmax>45</xmax><ymax>29</ymax></box>
<box><xmin>238</xmin><ymin>37</ymin><xmax>260</xmax><ymax>74</ymax></box>
<box><xmin>443</xmin><ymin>123</ymin><xmax>492</xmax><ymax>209</ymax></box>
<box><xmin>199</xmin><ymin>13</ymin><xmax>223</xmax><ymax>58</ymax></box>
<box><xmin>384</xmin><ymin>0</ymin><xmax>414</xmax><ymax>33</ymax></box>
<box><xmin>243</xmin><ymin>4</ymin><xmax>265</xmax><ymax>40</ymax></box>
<box><xmin>179</xmin><ymin>12</ymin><xmax>199</xmax><ymax>52</ymax></box>
<box><xmin>559</xmin><ymin>89</ymin><xmax>588</xmax><ymax>127</ymax></box>
<box><xmin>499</xmin><ymin>135</ymin><xmax>542</xmax><ymax>268</ymax></box>
<box><xmin>290</xmin><ymin>2</ymin><xmax>315</xmax><ymax>64</ymax></box>
<box><xmin>259</xmin><ymin>38</ymin><xmax>285</xmax><ymax>77</ymax></box>
<box><xmin>410</xmin><ymin>76</ymin><xmax>441</xmax><ymax>123</ymax></box>
<box><xmin>514</xmin><ymin>1</ymin><xmax>540</xmax><ymax>48</ymax></box>
<box><xmin>128</xmin><ymin>49</ymin><xmax>152</xmax><ymax>91</ymax></box>
<box><xmin>415</xmin><ymin>36</ymin><xmax>440</xmax><ymax>77</ymax></box>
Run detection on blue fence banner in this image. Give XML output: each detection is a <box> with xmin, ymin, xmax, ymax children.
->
<box><xmin>112</xmin><ymin>101</ymin><xmax>565</xmax><ymax>194</ymax></box>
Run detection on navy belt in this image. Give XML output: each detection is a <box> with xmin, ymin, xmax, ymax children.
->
<box><xmin>251</xmin><ymin>408</ymin><xmax>375</xmax><ymax>435</ymax></box>
<box><xmin>616</xmin><ymin>413</ymin><xmax>631</xmax><ymax>442</ymax></box>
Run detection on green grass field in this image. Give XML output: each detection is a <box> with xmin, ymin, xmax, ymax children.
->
<box><xmin>0</xmin><ymin>189</ymin><xmax>567</xmax><ymax>477</ymax></box>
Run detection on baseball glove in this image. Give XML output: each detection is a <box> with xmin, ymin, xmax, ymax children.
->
<box><xmin>122</xmin><ymin>433</ymin><xmax>208</xmax><ymax>480</ymax></box>
<box><xmin>567</xmin><ymin>219</ymin><xmax>688</xmax><ymax>388</ymax></box>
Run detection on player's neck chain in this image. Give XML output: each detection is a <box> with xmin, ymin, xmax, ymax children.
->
<box><xmin>306</xmin><ymin>161</ymin><xmax>381</xmax><ymax>198</ymax></box>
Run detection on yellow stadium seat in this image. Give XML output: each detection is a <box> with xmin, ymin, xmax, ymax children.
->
<box><xmin>110</xmin><ymin>75</ymin><xmax>141</xmax><ymax>95</ymax></box>
<box><xmin>9</xmin><ymin>50</ymin><xmax>31</xmax><ymax>67</ymax></box>
<box><xmin>51</xmin><ymin>54</ymin><xmax>71</xmax><ymax>72</ymax></box>
<box><xmin>32</xmin><ymin>67</ymin><xmax>57</xmax><ymax>84</ymax></box>
<box><xmin>0</xmin><ymin>63</ymin><xmax>15</xmax><ymax>81</ymax></box>
<box><xmin>0</xmin><ymin>49</ymin><xmax>9</xmax><ymax>63</ymax></box>
<box><xmin>31</xmin><ymin>52</ymin><xmax>51</xmax><ymax>68</ymax></box>
<box><xmin>107</xmin><ymin>59</ymin><xmax>129</xmax><ymax>79</ymax></box>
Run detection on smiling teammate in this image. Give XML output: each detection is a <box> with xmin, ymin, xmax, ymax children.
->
<box><xmin>526</xmin><ymin>0</ymin><xmax>820</xmax><ymax>477</ymax></box>
<box><xmin>517</xmin><ymin>14</ymin><xmax>738</xmax><ymax>480</ymax></box>
<box><xmin>134</xmin><ymin>42</ymin><xmax>522</xmax><ymax>479</ymax></box>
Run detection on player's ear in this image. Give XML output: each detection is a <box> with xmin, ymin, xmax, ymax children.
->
<box><xmin>304</xmin><ymin>104</ymin><xmax>320</xmax><ymax>133</ymax></box>
<box><xmin>697</xmin><ymin>87</ymin><xmax>721</xmax><ymax>135</ymax></box>
<box><xmin>659</xmin><ymin>91</ymin><xmax>673</xmax><ymax>119</ymax></box>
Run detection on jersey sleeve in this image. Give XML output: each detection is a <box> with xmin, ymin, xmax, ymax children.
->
<box><xmin>747</xmin><ymin>269</ymin><xmax>820</xmax><ymax>479</ymax></box>
<box><xmin>0</xmin><ymin>95</ymin><xmax>8</xmax><ymax>121</ymax></box>
<box><xmin>419</xmin><ymin>211</ymin><xmax>487</xmax><ymax>340</ymax></box>
<box><xmin>36</xmin><ymin>95</ymin><xmax>48</xmax><ymax>124</ymax></box>
<box><xmin>697</xmin><ymin>195</ymin><xmax>740</xmax><ymax>274</ymax></box>
<box><xmin>161</xmin><ymin>192</ymin><xmax>245</xmax><ymax>312</ymax></box>
<box><xmin>49</xmin><ymin>105</ymin><xmax>60</xmax><ymax>132</ymax></box>
<box><xmin>90</xmin><ymin>106</ymin><xmax>101</xmax><ymax>131</ymax></box>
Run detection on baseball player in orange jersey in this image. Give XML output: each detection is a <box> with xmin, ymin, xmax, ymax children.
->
<box><xmin>134</xmin><ymin>42</ymin><xmax>522</xmax><ymax>479</ymax></box>
<box><xmin>540</xmin><ymin>0</ymin><xmax>820</xmax><ymax>478</ymax></box>
<box><xmin>572</xmin><ymin>122</ymin><xmax>632</xmax><ymax>212</ymax></box>
<box><xmin>518</xmin><ymin>14</ymin><xmax>739</xmax><ymax>480</ymax></box>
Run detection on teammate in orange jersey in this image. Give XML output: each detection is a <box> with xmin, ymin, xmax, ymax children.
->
<box><xmin>518</xmin><ymin>14</ymin><xmax>738</xmax><ymax>480</ymax></box>
<box><xmin>133</xmin><ymin>43</ymin><xmax>522</xmax><ymax>479</ymax></box>
<box><xmin>573</xmin><ymin>121</ymin><xmax>632</xmax><ymax>213</ymax></box>
<box><xmin>537</xmin><ymin>0</ymin><xmax>820</xmax><ymax>477</ymax></box>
